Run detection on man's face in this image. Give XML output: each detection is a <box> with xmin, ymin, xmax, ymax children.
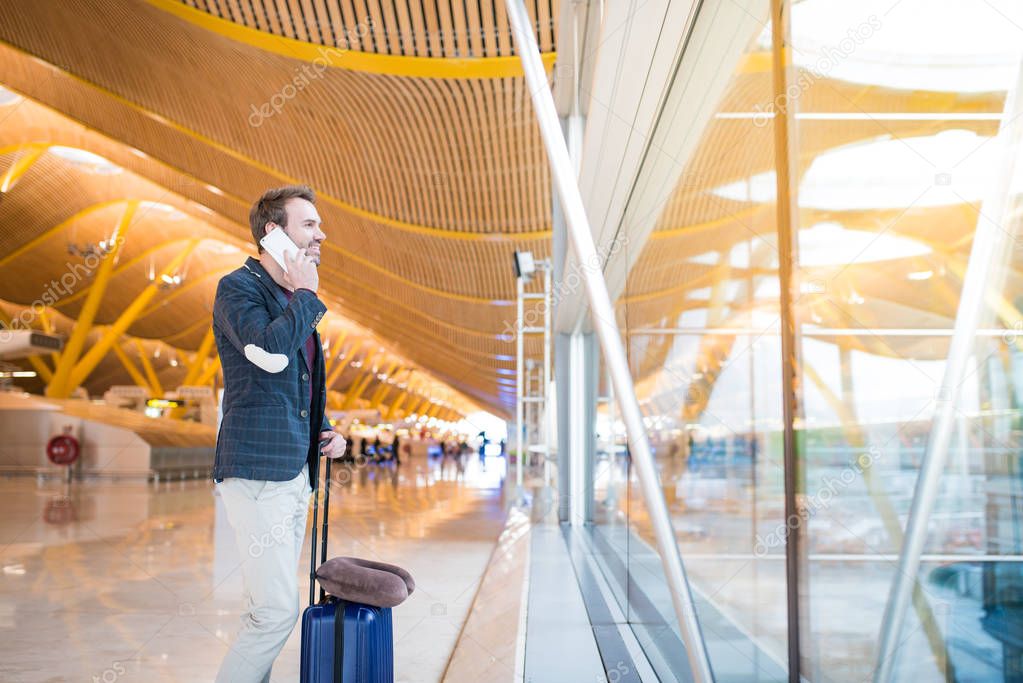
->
<box><xmin>272</xmin><ymin>197</ymin><xmax>325</xmax><ymax>265</ymax></box>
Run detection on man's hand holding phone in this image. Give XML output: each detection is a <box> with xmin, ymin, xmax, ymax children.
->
<box><xmin>283</xmin><ymin>248</ymin><xmax>319</xmax><ymax>293</ymax></box>
<box><xmin>260</xmin><ymin>226</ymin><xmax>319</xmax><ymax>293</ymax></box>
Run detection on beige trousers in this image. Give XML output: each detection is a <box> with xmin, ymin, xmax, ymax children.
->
<box><xmin>215</xmin><ymin>464</ymin><xmax>311</xmax><ymax>683</ymax></box>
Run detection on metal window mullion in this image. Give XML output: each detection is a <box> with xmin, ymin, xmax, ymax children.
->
<box><xmin>769</xmin><ymin>0</ymin><xmax>809</xmax><ymax>680</ymax></box>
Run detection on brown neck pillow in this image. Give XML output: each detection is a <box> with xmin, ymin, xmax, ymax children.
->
<box><xmin>316</xmin><ymin>556</ymin><xmax>416</xmax><ymax>608</ymax></box>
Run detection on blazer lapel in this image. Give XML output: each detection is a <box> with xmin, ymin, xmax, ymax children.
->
<box><xmin>313</xmin><ymin>329</ymin><xmax>326</xmax><ymax>415</ymax></box>
<box><xmin>313</xmin><ymin>329</ymin><xmax>324</xmax><ymax>382</ymax></box>
<box><xmin>243</xmin><ymin>257</ymin><xmax>291</xmax><ymax>314</ymax></box>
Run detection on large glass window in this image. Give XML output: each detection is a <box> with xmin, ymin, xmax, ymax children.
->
<box><xmin>592</xmin><ymin>1</ymin><xmax>1023</xmax><ymax>681</ymax></box>
<box><xmin>790</xmin><ymin>1</ymin><xmax>1022</xmax><ymax>680</ymax></box>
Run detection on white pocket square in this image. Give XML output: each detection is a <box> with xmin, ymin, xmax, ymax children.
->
<box><xmin>244</xmin><ymin>344</ymin><xmax>289</xmax><ymax>373</ymax></box>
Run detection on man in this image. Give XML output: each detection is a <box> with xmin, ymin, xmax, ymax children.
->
<box><xmin>212</xmin><ymin>185</ymin><xmax>345</xmax><ymax>682</ymax></box>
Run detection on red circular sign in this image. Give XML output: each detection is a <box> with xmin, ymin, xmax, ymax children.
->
<box><xmin>46</xmin><ymin>434</ymin><xmax>80</xmax><ymax>465</ymax></box>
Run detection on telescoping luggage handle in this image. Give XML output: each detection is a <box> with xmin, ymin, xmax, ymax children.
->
<box><xmin>308</xmin><ymin>452</ymin><xmax>332</xmax><ymax>606</ymax></box>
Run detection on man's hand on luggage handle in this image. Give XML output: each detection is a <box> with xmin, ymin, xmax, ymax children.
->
<box><xmin>319</xmin><ymin>431</ymin><xmax>346</xmax><ymax>459</ymax></box>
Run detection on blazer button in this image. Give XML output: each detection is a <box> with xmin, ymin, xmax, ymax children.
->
<box><xmin>302</xmin><ymin>373</ymin><xmax>309</xmax><ymax>382</ymax></box>
<box><xmin>300</xmin><ymin>409</ymin><xmax>309</xmax><ymax>418</ymax></box>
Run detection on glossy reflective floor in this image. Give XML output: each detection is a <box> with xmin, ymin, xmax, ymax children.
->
<box><xmin>0</xmin><ymin>453</ymin><xmax>509</xmax><ymax>682</ymax></box>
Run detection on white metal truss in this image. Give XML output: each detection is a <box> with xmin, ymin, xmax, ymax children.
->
<box><xmin>515</xmin><ymin>262</ymin><xmax>553</xmax><ymax>496</ymax></box>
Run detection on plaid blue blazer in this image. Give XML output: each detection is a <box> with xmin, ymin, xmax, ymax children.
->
<box><xmin>212</xmin><ymin>257</ymin><xmax>330</xmax><ymax>483</ymax></box>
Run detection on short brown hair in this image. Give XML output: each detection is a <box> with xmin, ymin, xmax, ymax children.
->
<box><xmin>249</xmin><ymin>185</ymin><xmax>316</xmax><ymax>251</ymax></box>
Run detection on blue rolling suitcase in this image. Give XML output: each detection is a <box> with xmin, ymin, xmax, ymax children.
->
<box><xmin>300</xmin><ymin>457</ymin><xmax>395</xmax><ymax>683</ymax></box>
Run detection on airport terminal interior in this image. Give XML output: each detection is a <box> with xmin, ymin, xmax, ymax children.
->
<box><xmin>1</xmin><ymin>0</ymin><xmax>1022</xmax><ymax>681</ymax></box>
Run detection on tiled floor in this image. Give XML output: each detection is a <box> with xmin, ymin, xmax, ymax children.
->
<box><xmin>442</xmin><ymin>507</ymin><xmax>531</xmax><ymax>683</ymax></box>
<box><xmin>0</xmin><ymin>454</ymin><xmax>509</xmax><ymax>682</ymax></box>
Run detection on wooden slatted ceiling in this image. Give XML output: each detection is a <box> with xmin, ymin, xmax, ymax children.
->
<box><xmin>0</xmin><ymin>94</ymin><xmax>549</xmax><ymax>317</ymax></box>
<box><xmin>0</xmin><ymin>38</ymin><xmax>548</xmax><ymax>404</ymax></box>
<box><xmin>0</xmin><ymin>1</ymin><xmax>551</xmax><ymax>234</ymax></box>
<box><xmin>179</xmin><ymin>0</ymin><xmax>557</xmax><ymax>57</ymax></box>
<box><xmin>0</xmin><ymin>59</ymin><xmax>556</xmax><ymax>357</ymax></box>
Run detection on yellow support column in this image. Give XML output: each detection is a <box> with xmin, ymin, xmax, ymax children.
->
<box><xmin>28</xmin><ymin>354</ymin><xmax>54</xmax><ymax>384</ymax></box>
<box><xmin>48</xmin><ymin>201</ymin><xmax>138</xmax><ymax>398</ymax></box>
<box><xmin>341</xmin><ymin>349</ymin><xmax>381</xmax><ymax>409</ymax></box>
<box><xmin>196</xmin><ymin>356</ymin><xmax>222</xmax><ymax>386</ymax></box>
<box><xmin>325</xmin><ymin>340</ymin><xmax>363</xmax><ymax>391</ymax></box>
<box><xmin>342</xmin><ymin>371</ymin><xmax>376</xmax><ymax>410</ymax></box>
<box><xmin>112</xmin><ymin>341</ymin><xmax>153</xmax><ymax>391</ymax></box>
<box><xmin>0</xmin><ymin>143</ymin><xmax>47</xmax><ymax>192</ymax></box>
<box><xmin>383</xmin><ymin>370</ymin><xmax>416</xmax><ymax>418</ymax></box>
<box><xmin>323</xmin><ymin>330</ymin><xmax>349</xmax><ymax>377</ymax></box>
<box><xmin>65</xmin><ymin>239</ymin><xmax>200</xmax><ymax>394</ymax></box>
<box><xmin>36</xmin><ymin>307</ymin><xmax>62</xmax><ymax>367</ymax></box>
<box><xmin>134</xmin><ymin>339</ymin><xmax>164</xmax><ymax>396</ymax></box>
<box><xmin>368</xmin><ymin>362</ymin><xmax>400</xmax><ymax>408</ymax></box>
<box><xmin>386</xmin><ymin>390</ymin><xmax>410</xmax><ymax>420</ymax></box>
<box><xmin>406</xmin><ymin>396</ymin><xmax>428</xmax><ymax>416</ymax></box>
<box><xmin>183</xmin><ymin>327</ymin><xmax>216</xmax><ymax>385</ymax></box>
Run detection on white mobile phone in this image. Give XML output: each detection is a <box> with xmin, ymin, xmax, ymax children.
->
<box><xmin>259</xmin><ymin>227</ymin><xmax>301</xmax><ymax>273</ymax></box>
